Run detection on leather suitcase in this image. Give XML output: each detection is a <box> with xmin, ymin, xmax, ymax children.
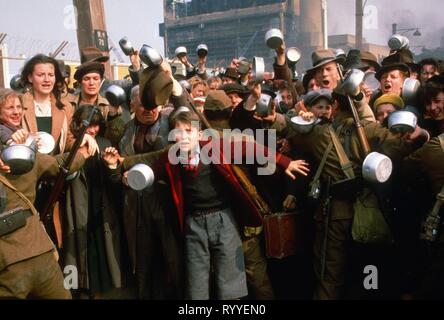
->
<box><xmin>263</xmin><ymin>211</ymin><xmax>306</xmax><ymax>259</ymax></box>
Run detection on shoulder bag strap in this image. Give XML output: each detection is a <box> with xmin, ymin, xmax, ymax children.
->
<box><xmin>328</xmin><ymin>125</ymin><xmax>355</xmax><ymax>180</ymax></box>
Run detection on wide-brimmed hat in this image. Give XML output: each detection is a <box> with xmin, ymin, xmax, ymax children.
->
<box><xmin>307</xmin><ymin>49</ymin><xmax>341</xmax><ymax>73</ymax></box>
<box><xmin>204</xmin><ymin>90</ymin><xmax>232</xmax><ymax>111</ymax></box>
<box><xmin>223</xmin><ymin>67</ymin><xmax>239</xmax><ymax>80</ymax></box>
<box><xmin>73</xmin><ymin>61</ymin><xmax>104</xmax><ymax>81</ymax></box>
<box><xmin>360</xmin><ymin>51</ymin><xmax>381</xmax><ymax>72</ymax></box>
<box><xmin>376</xmin><ymin>49</ymin><xmax>414</xmax><ymax>80</ymax></box>
<box><xmin>221</xmin><ymin>83</ymin><xmax>248</xmax><ymax>95</ymax></box>
<box><xmin>303</xmin><ymin>89</ymin><xmax>333</xmax><ymax>107</ymax></box>
<box><xmin>139</xmin><ymin>67</ymin><xmax>173</xmax><ymax>109</ymax></box>
<box><xmin>80</xmin><ymin>46</ymin><xmax>109</xmax><ymax>64</ymax></box>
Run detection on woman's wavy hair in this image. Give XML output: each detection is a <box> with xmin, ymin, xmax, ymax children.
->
<box><xmin>20</xmin><ymin>54</ymin><xmax>66</xmax><ymax>109</ymax></box>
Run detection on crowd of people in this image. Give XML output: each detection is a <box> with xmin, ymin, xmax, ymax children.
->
<box><xmin>0</xmin><ymin>32</ymin><xmax>443</xmax><ymax>300</ymax></box>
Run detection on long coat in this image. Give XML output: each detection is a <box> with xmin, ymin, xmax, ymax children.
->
<box><xmin>62</xmin><ymin>136</ymin><xmax>124</xmax><ymax>290</ymax></box>
<box><xmin>118</xmin><ymin>110</ymin><xmax>183</xmax><ymax>299</ymax></box>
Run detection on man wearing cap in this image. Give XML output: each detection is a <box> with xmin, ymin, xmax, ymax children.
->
<box><xmin>266</xmin><ymin>85</ymin><xmax>429</xmax><ymax>299</ymax></box>
<box><xmin>222</xmin><ymin>67</ymin><xmax>241</xmax><ymax>86</ymax></box>
<box><xmin>116</xmin><ymin>85</ymin><xmax>183</xmax><ymax>299</ymax></box>
<box><xmin>67</xmin><ymin>61</ymin><xmax>125</xmax><ymax>147</ymax></box>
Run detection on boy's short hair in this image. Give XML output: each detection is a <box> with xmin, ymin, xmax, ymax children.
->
<box><xmin>169</xmin><ymin>109</ymin><xmax>201</xmax><ymax>131</ymax></box>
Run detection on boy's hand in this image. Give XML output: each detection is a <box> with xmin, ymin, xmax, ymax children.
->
<box><xmin>102</xmin><ymin>147</ymin><xmax>121</xmax><ymax>166</ymax></box>
<box><xmin>285</xmin><ymin>159</ymin><xmax>310</xmax><ymax>180</ymax></box>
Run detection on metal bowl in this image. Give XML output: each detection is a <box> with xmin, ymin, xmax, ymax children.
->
<box><xmin>1</xmin><ymin>144</ymin><xmax>36</xmax><ymax>175</ymax></box>
<box><xmin>340</xmin><ymin>69</ymin><xmax>365</xmax><ymax>96</ymax></box>
<box><xmin>139</xmin><ymin>45</ymin><xmax>163</xmax><ymax>68</ymax></box>
<box><xmin>255</xmin><ymin>94</ymin><xmax>272</xmax><ymax>117</ymax></box>
<box><xmin>105</xmin><ymin>84</ymin><xmax>127</xmax><ymax>107</ymax></box>
<box><xmin>363</xmin><ymin>71</ymin><xmax>381</xmax><ymax>92</ymax></box>
<box><xmin>251</xmin><ymin>57</ymin><xmax>265</xmax><ymax>83</ymax></box>
<box><xmin>362</xmin><ymin>152</ymin><xmax>393</xmax><ymax>183</ymax></box>
<box><xmin>175</xmin><ymin>46</ymin><xmax>188</xmax><ymax>58</ymax></box>
<box><xmin>402</xmin><ymin>78</ymin><xmax>420</xmax><ymax>104</ymax></box>
<box><xmin>290</xmin><ymin>116</ymin><xmax>317</xmax><ymax>133</ymax></box>
<box><xmin>388</xmin><ymin>110</ymin><xmax>417</xmax><ymax>134</ymax></box>
<box><xmin>127</xmin><ymin>164</ymin><xmax>155</xmax><ymax>191</ymax></box>
<box><xmin>265</xmin><ymin>28</ymin><xmax>283</xmax><ymax>50</ymax></box>
<box><xmin>388</xmin><ymin>34</ymin><xmax>410</xmax><ymax>51</ymax></box>
<box><xmin>119</xmin><ymin>37</ymin><xmax>135</xmax><ymax>56</ymax></box>
<box><xmin>196</xmin><ymin>44</ymin><xmax>208</xmax><ymax>58</ymax></box>
<box><xmin>286</xmin><ymin>47</ymin><xmax>302</xmax><ymax>65</ymax></box>
<box><xmin>9</xmin><ymin>74</ymin><xmax>22</xmax><ymax>92</ymax></box>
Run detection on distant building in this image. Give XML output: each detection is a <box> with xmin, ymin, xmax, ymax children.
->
<box><xmin>159</xmin><ymin>0</ymin><xmax>390</xmax><ymax>72</ymax></box>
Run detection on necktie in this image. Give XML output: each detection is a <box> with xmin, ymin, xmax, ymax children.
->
<box><xmin>134</xmin><ymin>124</ymin><xmax>149</xmax><ymax>154</ymax></box>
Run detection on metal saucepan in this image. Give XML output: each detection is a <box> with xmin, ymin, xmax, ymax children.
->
<box><xmin>9</xmin><ymin>74</ymin><xmax>22</xmax><ymax>92</ymax></box>
<box><xmin>340</xmin><ymin>69</ymin><xmax>365</xmax><ymax>96</ymax></box>
<box><xmin>363</xmin><ymin>71</ymin><xmax>381</xmax><ymax>92</ymax></box>
<box><xmin>139</xmin><ymin>45</ymin><xmax>163</xmax><ymax>68</ymax></box>
<box><xmin>290</xmin><ymin>116</ymin><xmax>317</xmax><ymax>134</ymax></box>
<box><xmin>237</xmin><ymin>58</ymin><xmax>250</xmax><ymax>76</ymax></box>
<box><xmin>251</xmin><ymin>57</ymin><xmax>265</xmax><ymax>83</ymax></box>
<box><xmin>196</xmin><ymin>44</ymin><xmax>208</xmax><ymax>58</ymax></box>
<box><xmin>28</xmin><ymin>132</ymin><xmax>55</xmax><ymax>154</ymax></box>
<box><xmin>127</xmin><ymin>163</ymin><xmax>155</xmax><ymax>191</ymax></box>
<box><xmin>105</xmin><ymin>84</ymin><xmax>127</xmax><ymax>107</ymax></box>
<box><xmin>265</xmin><ymin>28</ymin><xmax>283</xmax><ymax>50</ymax></box>
<box><xmin>119</xmin><ymin>37</ymin><xmax>135</xmax><ymax>56</ymax></box>
<box><xmin>1</xmin><ymin>144</ymin><xmax>37</xmax><ymax>175</ymax></box>
<box><xmin>255</xmin><ymin>93</ymin><xmax>272</xmax><ymax>117</ymax></box>
<box><xmin>388</xmin><ymin>110</ymin><xmax>417</xmax><ymax>134</ymax></box>
<box><xmin>402</xmin><ymin>78</ymin><xmax>420</xmax><ymax>104</ymax></box>
<box><xmin>175</xmin><ymin>46</ymin><xmax>188</xmax><ymax>58</ymax></box>
<box><xmin>286</xmin><ymin>47</ymin><xmax>302</xmax><ymax>65</ymax></box>
<box><xmin>388</xmin><ymin>34</ymin><xmax>410</xmax><ymax>51</ymax></box>
<box><xmin>362</xmin><ymin>152</ymin><xmax>393</xmax><ymax>183</ymax></box>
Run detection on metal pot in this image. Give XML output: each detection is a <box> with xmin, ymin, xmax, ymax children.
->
<box><xmin>388</xmin><ymin>110</ymin><xmax>417</xmax><ymax>134</ymax></box>
<box><xmin>251</xmin><ymin>57</ymin><xmax>265</xmax><ymax>83</ymax></box>
<box><xmin>9</xmin><ymin>74</ymin><xmax>22</xmax><ymax>92</ymax></box>
<box><xmin>237</xmin><ymin>59</ymin><xmax>250</xmax><ymax>76</ymax></box>
<box><xmin>31</xmin><ymin>132</ymin><xmax>55</xmax><ymax>154</ymax></box>
<box><xmin>340</xmin><ymin>69</ymin><xmax>365</xmax><ymax>97</ymax></box>
<box><xmin>196</xmin><ymin>44</ymin><xmax>208</xmax><ymax>58</ymax></box>
<box><xmin>119</xmin><ymin>36</ymin><xmax>135</xmax><ymax>56</ymax></box>
<box><xmin>105</xmin><ymin>84</ymin><xmax>127</xmax><ymax>107</ymax></box>
<box><xmin>265</xmin><ymin>28</ymin><xmax>283</xmax><ymax>50</ymax></box>
<box><xmin>362</xmin><ymin>152</ymin><xmax>393</xmax><ymax>183</ymax></box>
<box><xmin>290</xmin><ymin>116</ymin><xmax>317</xmax><ymax>134</ymax></box>
<box><xmin>175</xmin><ymin>46</ymin><xmax>188</xmax><ymax>58</ymax></box>
<box><xmin>127</xmin><ymin>164</ymin><xmax>155</xmax><ymax>191</ymax></box>
<box><xmin>363</xmin><ymin>71</ymin><xmax>380</xmax><ymax>92</ymax></box>
<box><xmin>139</xmin><ymin>45</ymin><xmax>163</xmax><ymax>68</ymax></box>
<box><xmin>388</xmin><ymin>34</ymin><xmax>410</xmax><ymax>51</ymax></box>
<box><xmin>255</xmin><ymin>93</ymin><xmax>272</xmax><ymax>117</ymax></box>
<box><xmin>286</xmin><ymin>47</ymin><xmax>301</xmax><ymax>65</ymax></box>
<box><xmin>402</xmin><ymin>78</ymin><xmax>420</xmax><ymax>104</ymax></box>
<box><xmin>1</xmin><ymin>144</ymin><xmax>36</xmax><ymax>175</ymax></box>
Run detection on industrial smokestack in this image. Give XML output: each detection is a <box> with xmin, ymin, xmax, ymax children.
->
<box><xmin>300</xmin><ymin>0</ymin><xmax>324</xmax><ymax>68</ymax></box>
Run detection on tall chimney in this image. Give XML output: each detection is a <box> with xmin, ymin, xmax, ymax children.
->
<box><xmin>356</xmin><ymin>0</ymin><xmax>364</xmax><ymax>49</ymax></box>
<box><xmin>299</xmin><ymin>0</ymin><xmax>324</xmax><ymax>70</ymax></box>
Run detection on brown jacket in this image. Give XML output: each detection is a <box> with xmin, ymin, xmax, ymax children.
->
<box><xmin>21</xmin><ymin>92</ymin><xmax>75</xmax><ymax>154</ymax></box>
<box><xmin>0</xmin><ymin>152</ymin><xmax>86</xmax><ymax>271</ymax></box>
